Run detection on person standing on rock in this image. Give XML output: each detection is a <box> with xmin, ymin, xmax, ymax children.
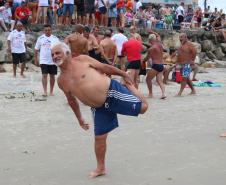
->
<box><xmin>64</xmin><ymin>24</ymin><xmax>88</xmax><ymax>58</ymax></box>
<box><xmin>7</xmin><ymin>22</ymin><xmax>27</xmax><ymax>78</ymax></box>
<box><xmin>34</xmin><ymin>24</ymin><xmax>59</xmax><ymax>97</ymax></box>
<box><xmin>121</xmin><ymin>33</ymin><xmax>142</xmax><ymax>89</ymax></box>
<box><xmin>175</xmin><ymin>33</ymin><xmax>196</xmax><ymax>97</ymax></box>
<box><xmin>142</xmin><ymin>28</ymin><xmax>166</xmax><ymax>99</ymax></box>
<box><xmin>51</xmin><ymin>42</ymin><xmax>148</xmax><ymax>178</ymax></box>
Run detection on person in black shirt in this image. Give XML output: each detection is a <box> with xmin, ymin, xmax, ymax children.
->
<box><xmin>213</xmin><ymin>18</ymin><xmax>226</xmax><ymax>41</ymax></box>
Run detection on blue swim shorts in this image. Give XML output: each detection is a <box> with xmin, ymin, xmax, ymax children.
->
<box><xmin>91</xmin><ymin>79</ymin><xmax>142</xmax><ymax>136</ymax></box>
<box><xmin>179</xmin><ymin>62</ymin><xmax>193</xmax><ymax>78</ymax></box>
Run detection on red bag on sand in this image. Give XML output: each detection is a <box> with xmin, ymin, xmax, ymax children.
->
<box><xmin>175</xmin><ymin>70</ymin><xmax>182</xmax><ymax>82</ymax></box>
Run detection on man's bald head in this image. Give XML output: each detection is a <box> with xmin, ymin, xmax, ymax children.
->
<box><xmin>104</xmin><ymin>30</ymin><xmax>112</xmax><ymax>37</ymax></box>
<box><xmin>129</xmin><ymin>26</ymin><xmax>135</xmax><ymax>33</ymax></box>
<box><xmin>16</xmin><ymin>21</ymin><xmax>23</xmax><ymax>31</ymax></box>
<box><xmin>75</xmin><ymin>24</ymin><xmax>84</xmax><ymax>34</ymax></box>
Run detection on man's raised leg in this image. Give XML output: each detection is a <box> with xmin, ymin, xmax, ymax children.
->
<box><xmin>88</xmin><ymin>133</ymin><xmax>108</xmax><ymax>178</ymax></box>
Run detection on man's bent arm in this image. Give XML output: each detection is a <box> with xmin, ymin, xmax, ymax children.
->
<box><xmin>189</xmin><ymin>43</ymin><xmax>197</xmax><ymax>61</ymax></box>
<box><xmin>100</xmin><ymin>43</ymin><xmax>111</xmax><ymax>64</ymax></box>
<box><xmin>146</xmin><ymin>28</ymin><xmax>161</xmax><ymax>41</ymax></box>
<box><xmin>63</xmin><ymin>90</ymin><xmax>83</xmax><ymax>123</ymax></box>
<box><xmin>143</xmin><ymin>49</ymin><xmax>152</xmax><ymax>63</ymax></box>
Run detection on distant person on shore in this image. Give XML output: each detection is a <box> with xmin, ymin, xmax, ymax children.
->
<box><xmin>34</xmin><ymin>24</ymin><xmax>59</xmax><ymax>97</ymax></box>
<box><xmin>111</xmin><ymin>28</ymin><xmax>128</xmax><ymax>72</ymax></box>
<box><xmin>175</xmin><ymin>33</ymin><xmax>196</xmax><ymax>97</ymax></box>
<box><xmin>121</xmin><ymin>33</ymin><xmax>142</xmax><ymax>89</ymax></box>
<box><xmin>64</xmin><ymin>24</ymin><xmax>88</xmax><ymax>58</ymax></box>
<box><xmin>51</xmin><ymin>42</ymin><xmax>148</xmax><ymax>178</ymax></box>
<box><xmin>83</xmin><ymin>26</ymin><xmax>99</xmax><ymax>59</ymax></box>
<box><xmin>99</xmin><ymin>30</ymin><xmax>118</xmax><ymax>77</ymax></box>
<box><xmin>142</xmin><ymin>28</ymin><xmax>166</xmax><ymax>99</ymax></box>
<box><xmin>7</xmin><ymin>22</ymin><xmax>27</xmax><ymax>78</ymax></box>
<box><xmin>92</xmin><ymin>26</ymin><xmax>103</xmax><ymax>62</ymax></box>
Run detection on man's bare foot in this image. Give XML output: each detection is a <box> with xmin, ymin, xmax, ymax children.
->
<box><xmin>175</xmin><ymin>93</ymin><xmax>181</xmax><ymax>97</ymax></box>
<box><xmin>64</xmin><ymin>102</ymin><xmax>69</xmax><ymax>106</ymax></box>
<box><xmin>49</xmin><ymin>92</ymin><xmax>55</xmax><ymax>96</ymax></box>
<box><xmin>188</xmin><ymin>90</ymin><xmax>196</xmax><ymax>95</ymax></box>
<box><xmin>120</xmin><ymin>71</ymin><xmax>131</xmax><ymax>86</ymax></box>
<box><xmin>88</xmin><ymin>168</ymin><xmax>106</xmax><ymax>178</ymax></box>
<box><xmin>13</xmin><ymin>75</ymin><xmax>16</xmax><ymax>78</ymax></box>
<box><xmin>20</xmin><ymin>74</ymin><xmax>26</xmax><ymax>78</ymax></box>
<box><xmin>145</xmin><ymin>94</ymin><xmax>153</xmax><ymax>98</ymax></box>
<box><xmin>154</xmin><ymin>82</ymin><xmax>159</xmax><ymax>86</ymax></box>
<box><xmin>42</xmin><ymin>93</ymin><xmax>47</xmax><ymax>97</ymax></box>
<box><xmin>160</xmin><ymin>93</ymin><xmax>166</xmax><ymax>99</ymax></box>
<box><xmin>219</xmin><ymin>133</ymin><xmax>226</xmax><ymax>137</ymax></box>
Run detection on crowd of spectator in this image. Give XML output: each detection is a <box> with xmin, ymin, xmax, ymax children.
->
<box><xmin>0</xmin><ymin>0</ymin><xmax>225</xmax><ymax>33</ymax></box>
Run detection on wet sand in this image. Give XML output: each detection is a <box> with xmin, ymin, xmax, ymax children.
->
<box><xmin>0</xmin><ymin>67</ymin><xmax>226</xmax><ymax>185</ymax></box>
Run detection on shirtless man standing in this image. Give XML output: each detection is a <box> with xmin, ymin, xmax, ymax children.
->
<box><xmin>51</xmin><ymin>42</ymin><xmax>148</xmax><ymax>178</ymax></box>
<box><xmin>64</xmin><ymin>24</ymin><xmax>88</xmax><ymax>57</ymax></box>
<box><xmin>92</xmin><ymin>26</ymin><xmax>103</xmax><ymax>62</ymax></box>
<box><xmin>100</xmin><ymin>30</ymin><xmax>117</xmax><ymax>66</ymax></box>
<box><xmin>143</xmin><ymin>28</ymin><xmax>166</xmax><ymax>99</ymax></box>
<box><xmin>83</xmin><ymin>26</ymin><xmax>99</xmax><ymax>59</ymax></box>
<box><xmin>175</xmin><ymin>33</ymin><xmax>196</xmax><ymax>97</ymax></box>
<box><xmin>129</xmin><ymin>26</ymin><xmax>142</xmax><ymax>43</ymax></box>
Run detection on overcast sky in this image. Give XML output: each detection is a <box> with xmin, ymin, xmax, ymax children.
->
<box><xmin>198</xmin><ymin>0</ymin><xmax>226</xmax><ymax>12</ymax></box>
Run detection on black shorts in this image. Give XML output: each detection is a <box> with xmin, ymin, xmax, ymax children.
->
<box><xmin>40</xmin><ymin>64</ymin><xmax>57</xmax><ymax>75</ymax></box>
<box><xmin>197</xmin><ymin>18</ymin><xmax>202</xmax><ymax>23</ymax></box>
<box><xmin>99</xmin><ymin>6</ymin><xmax>107</xmax><ymax>14</ymax></box>
<box><xmin>118</xmin><ymin>56</ymin><xmax>124</xmax><ymax>58</ymax></box>
<box><xmin>95</xmin><ymin>52</ymin><xmax>102</xmax><ymax>62</ymax></box>
<box><xmin>86</xmin><ymin>6</ymin><xmax>96</xmax><ymax>14</ymax></box>
<box><xmin>127</xmin><ymin>60</ymin><xmax>141</xmax><ymax>70</ymax></box>
<box><xmin>178</xmin><ymin>15</ymin><xmax>184</xmax><ymax>23</ymax></box>
<box><xmin>12</xmin><ymin>53</ymin><xmax>26</xmax><ymax>64</ymax></box>
<box><xmin>77</xmin><ymin>5</ymin><xmax>86</xmax><ymax>16</ymax></box>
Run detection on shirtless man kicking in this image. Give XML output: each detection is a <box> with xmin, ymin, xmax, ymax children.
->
<box><xmin>175</xmin><ymin>33</ymin><xmax>196</xmax><ymax>97</ymax></box>
<box><xmin>83</xmin><ymin>26</ymin><xmax>99</xmax><ymax>59</ymax></box>
<box><xmin>51</xmin><ymin>42</ymin><xmax>148</xmax><ymax>178</ymax></box>
<box><xmin>92</xmin><ymin>26</ymin><xmax>103</xmax><ymax>62</ymax></box>
<box><xmin>143</xmin><ymin>28</ymin><xmax>166</xmax><ymax>99</ymax></box>
<box><xmin>100</xmin><ymin>30</ymin><xmax>117</xmax><ymax>68</ymax></box>
<box><xmin>64</xmin><ymin>24</ymin><xmax>88</xmax><ymax>57</ymax></box>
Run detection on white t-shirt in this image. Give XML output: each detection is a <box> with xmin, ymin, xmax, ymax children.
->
<box><xmin>136</xmin><ymin>1</ymin><xmax>142</xmax><ymax>13</ymax></box>
<box><xmin>35</xmin><ymin>35</ymin><xmax>59</xmax><ymax>65</ymax></box>
<box><xmin>38</xmin><ymin>0</ymin><xmax>49</xmax><ymax>6</ymax></box>
<box><xmin>98</xmin><ymin>0</ymin><xmax>106</xmax><ymax>8</ymax></box>
<box><xmin>111</xmin><ymin>33</ymin><xmax>128</xmax><ymax>56</ymax></box>
<box><xmin>0</xmin><ymin>7</ymin><xmax>12</xmax><ymax>21</ymax></box>
<box><xmin>177</xmin><ymin>6</ymin><xmax>185</xmax><ymax>17</ymax></box>
<box><xmin>64</xmin><ymin>0</ymin><xmax>74</xmax><ymax>4</ymax></box>
<box><xmin>7</xmin><ymin>30</ymin><xmax>26</xmax><ymax>53</ymax></box>
<box><xmin>13</xmin><ymin>0</ymin><xmax>22</xmax><ymax>3</ymax></box>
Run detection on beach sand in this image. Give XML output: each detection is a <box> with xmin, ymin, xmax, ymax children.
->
<box><xmin>0</xmin><ymin>67</ymin><xmax>226</xmax><ymax>185</ymax></box>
